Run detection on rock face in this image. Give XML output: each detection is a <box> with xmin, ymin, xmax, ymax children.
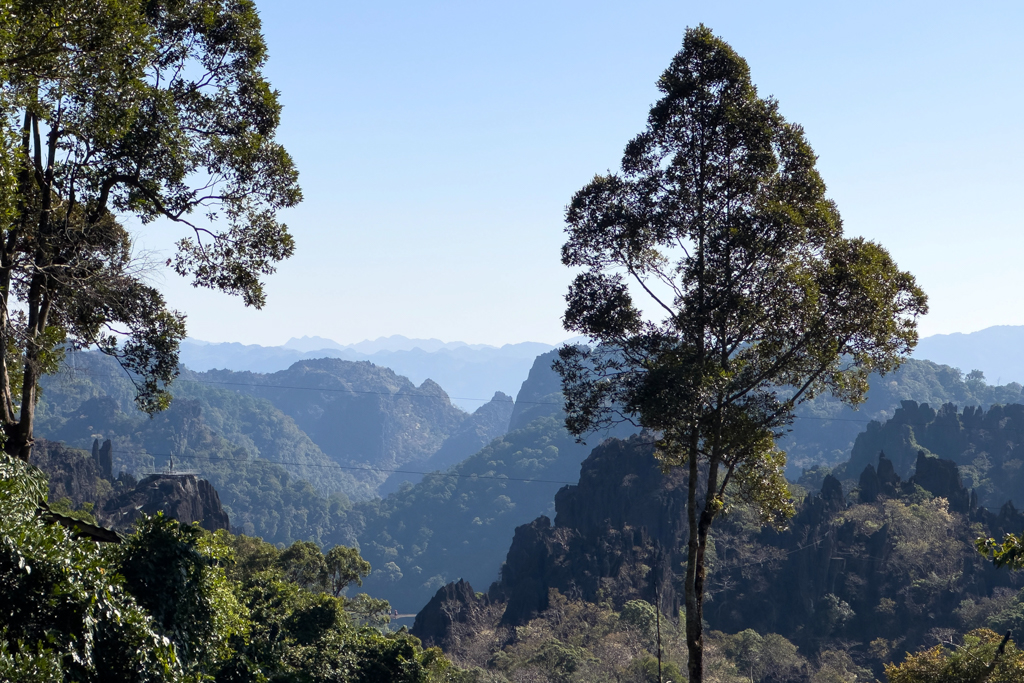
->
<box><xmin>91</xmin><ymin>439</ymin><xmax>113</xmax><ymax>480</ymax></box>
<box><xmin>486</xmin><ymin>434</ymin><xmax>686</xmax><ymax>626</ymax></box>
<box><xmin>412</xmin><ymin>433</ymin><xmax>688</xmax><ymax>646</ymax></box>
<box><xmin>858</xmin><ymin>450</ymin><xmax>972</xmax><ymax>513</ymax></box>
<box><xmin>707</xmin><ymin>451</ymin><xmax>1017</xmax><ymax>653</ymax></box>
<box><xmin>100</xmin><ymin>474</ymin><xmax>230</xmax><ymax>532</ymax></box>
<box><xmin>32</xmin><ymin>439</ymin><xmax>110</xmax><ymax>508</ymax></box>
<box><xmin>506</xmin><ymin>350</ymin><xmax>564</xmax><ymax>431</ymax></box>
<box><xmin>411</xmin><ymin>579</ymin><xmax>487</xmax><ymax>648</ymax></box>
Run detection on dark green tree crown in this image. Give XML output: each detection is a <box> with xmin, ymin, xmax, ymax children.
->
<box><xmin>557</xmin><ymin>25</ymin><xmax>927</xmax><ymax>521</ymax></box>
<box><xmin>0</xmin><ymin>0</ymin><xmax>301</xmax><ymax>420</ymax></box>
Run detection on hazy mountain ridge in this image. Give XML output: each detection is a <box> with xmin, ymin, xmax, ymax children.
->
<box><xmin>913</xmin><ymin>324</ymin><xmax>1024</xmax><ymax>385</ymax></box>
<box><xmin>180</xmin><ymin>336</ymin><xmax>555</xmax><ymax>411</ymax></box>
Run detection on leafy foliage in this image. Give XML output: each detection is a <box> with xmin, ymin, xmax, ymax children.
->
<box><xmin>884</xmin><ymin>629</ymin><xmax>1024</xmax><ymax>683</ymax></box>
<box><xmin>0</xmin><ymin>452</ymin><xmax>461</xmax><ymax>681</ymax></box>
<box><xmin>978</xmin><ymin>533</ymin><xmax>1024</xmax><ymax>571</ymax></box>
<box><xmin>0</xmin><ymin>0</ymin><xmax>301</xmax><ymax>459</ymax></box>
<box><xmin>0</xmin><ymin>454</ymin><xmax>179</xmax><ymax>682</ymax></box>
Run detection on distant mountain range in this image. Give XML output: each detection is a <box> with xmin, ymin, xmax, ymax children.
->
<box><xmin>179</xmin><ymin>335</ymin><xmax>569</xmax><ymax>411</ymax></box>
<box><xmin>180</xmin><ymin>326</ymin><xmax>1024</xmax><ymax>412</ymax></box>
<box><xmin>913</xmin><ymin>325</ymin><xmax>1024</xmax><ymax>385</ymax></box>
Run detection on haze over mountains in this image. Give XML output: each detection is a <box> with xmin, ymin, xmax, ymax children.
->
<box><xmin>913</xmin><ymin>325</ymin><xmax>1024</xmax><ymax>385</ymax></box>
<box><xmin>179</xmin><ymin>335</ymin><xmax>560</xmax><ymax>411</ymax></box>
<box><xmin>180</xmin><ymin>325</ymin><xmax>1024</xmax><ymax>416</ymax></box>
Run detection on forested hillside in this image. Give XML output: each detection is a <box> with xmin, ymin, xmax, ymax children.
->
<box><xmin>34</xmin><ymin>351</ymin><xmax>513</xmax><ymax>547</ymax></box>
<box><xmin>830</xmin><ymin>400</ymin><xmax>1024</xmax><ymax>509</ymax></box>
<box><xmin>786</xmin><ymin>359</ymin><xmax>1022</xmax><ymax>476</ymax></box>
<box><xmin>411</xmin><ymin>435</ymin><xmax>1024</xmax><ymax>682</ymax></box>
<box><xmin>33</xmin><ymin>347</ymin><xmax>1024</xmax><ymax>615</ymax></box>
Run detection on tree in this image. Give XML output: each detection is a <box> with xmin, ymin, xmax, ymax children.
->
<box><xmin>977</xmin><ymin>533</ymin><xmax>1024</xmax><ymax>571</ymax></box>
<box><xmin>0</xmin><ymin>0</ymin><xmax>300</xmax><ymax>460</ymax></box>
<box><xmin>555</xmin><ymin>26</ymin><xmax>926</xmax><ymax>682</ymax></box>
<box><xmin>326</xmin><ymin>544</ymin><xmax>372</xmax><ymax>597</ymax></box>
<box><xmin>883</xmin><ymin>629</ymin><xmax>1023</xmax><ymax>683</ymax></box>
<box><xmin>278</xmin><ymin>540</ymin><xmax>330</xmax><ymax>593</ymax></box>
<box><xmin>111</xmin><ymin>515</ymin><xmax>249</xmax><ymax>678</ymax></box>
<box><xmin>0</xmin><ymin>454</ymin><xmax>179</xmax><ymax>682</ymax></box>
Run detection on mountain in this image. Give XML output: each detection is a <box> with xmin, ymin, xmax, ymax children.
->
<box><xmin>377</xmin><ymin>391</ymin><xmax>515</xmax><ymax>496</ymax></box>
<box><xmin>179</xmin><ymin>337</ymin><xmax>555</xmax><ymax>411</ymax></box>
<box><xmin>827</xmin><ymin>399</ymin><xmax>1024</xmax><ymax>509</ymax></box>
<box><xmin>34</xmin><ymin>350</ymin><xmax>527</xmax><ymax>547</ymax></box>
<box><xmin>353</xmin><ymin>350</ymin><xmax>636</xmax><ymax>613</ymax></box>
<box><xmin>414</xmin><ymin>437</ymin><xmax>1024</xmax><ymax>681</ymax></box>
<box><xmin>913</xmin><ymin>325</ymin><xmax>1024</xmax><ymax>385</ymax></box>
<box><xmin>193</xmin><ymin>359</ymin><xmax>471</xmax><ymax>491</ymax></box>
<box><xmin>783</xmin><ymin>358</ymin><xmax>1023</xmax><ymax>477</ymax></box>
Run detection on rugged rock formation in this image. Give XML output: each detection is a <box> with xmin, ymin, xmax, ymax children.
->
<box><xmin>506</xmin><ymin>349</ymin><xmax>564</xmax><ymax>431</ymax></box>
<box><xmin>100</xmin><ymin>473</ymin><xmax>230</xmax><ymax>532</ymax></box>
<box><xmin>859</xmin><ymin>450</ymin><xmax>972</xmax><ymax>512</ymax></box>
<box><xmin>92</xmin><ymin>438</ymin><xmax>113</xmax><ymax>480</ymax></box>
<box><xmin>484</xmin><ymin>434</ymin><xmax>685</xmax><ymax>626</ymax></box>
<box><xmin>32</xmin><ymin>439</ymin><xmax>111</xmax><ymax>508</ymax></box>
<box><xmin>707</xmin><ymin>451</ymin><xmax>1024</xmax><ymax>655</ymax></box>
<box><xmin>843</xmin><ymin>401</ymin><xmax>1024</xmax><ymax>509</ymax></box>
<box><xmin>411</xmin><ymin>579</ymin><xmax>488</xmax><ymax>648</ymax></box>
<box><xmin>911</xmin><ymin>450</ymin><xmax>972</xmax><ymax>512</ymax></box>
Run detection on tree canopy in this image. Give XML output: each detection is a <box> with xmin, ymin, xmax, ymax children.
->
<box><xmin>555</xmin><ymin>25</ymin><xmax>927</xmax><ymax>682</ymax></box>
<box><xmin>0</xmin><ymin>0</ymin><xmax>301</xmax><ymax>459</ymax></box>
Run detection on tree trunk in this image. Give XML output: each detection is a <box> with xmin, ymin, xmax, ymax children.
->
<box><xmin>684</xmin><ymin>433</ymin><xmax>703</xmax><ymax>682</ymax></box>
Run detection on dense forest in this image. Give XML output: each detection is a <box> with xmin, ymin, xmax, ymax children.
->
<box><xmin>406</xmin><ymin>434</ymin><xmax>1024</xmax><ymax>682</ymax></box>
<box><xmin>0</xmin><ymin>454</ymin><xmax>461</xmax><ymax>682</ymax></box>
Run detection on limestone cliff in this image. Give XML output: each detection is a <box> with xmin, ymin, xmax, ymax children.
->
<box><xmin>412</xmin><ymin>433</ymin><xmax>686</xmax><ymax>646</ymax></box>
<box><xmin>99</xmin><ymin>474</ymin><xmax>231</xmax><ymax>532</ymax></box>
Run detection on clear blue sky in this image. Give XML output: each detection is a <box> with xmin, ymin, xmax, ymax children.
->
<box><xmin>137</xmin><ymin>0</ymin><xmax>1024</xmax><ymax>347</ymax></box>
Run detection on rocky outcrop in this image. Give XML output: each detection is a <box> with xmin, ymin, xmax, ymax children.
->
<box><xmin>92</xmin><ymin>439</ymin><xmax>113</xmax><ymax>480</ymax></box>
<box><xmin>32</xmin><ymin>439</ymin><xmax>111</xmax><ymax>508</ymax></box>
<box><xmin>486</xmin><ymin>434</ymin><xmax>686</xmax><ymax>626</ymax></box>
<box><xmin>911</xmin><ymin>450</ymin><xmax>971</xmax><ymax>512</ymax></box>
<box><xmin>411</xmin><ymin>433</ymin><xmax>687</xmax><ymax>645</ymax></box>
<box><xmin>100</xmin><ymin>473</ymin><xmax>230</xmax><ymax>532</ymax></box>
<box><xmin>507</xmin><ymin>350</ymin><xmax>564</xmax><ymax>431</ymax></box>
<box><xmin>411</xmin><ymin>579</ymin><xmax>488</xmax><ymax>648</ymax></box>
<box><xmin>858</xmin><ymin>450</ymin><xmax>973</xmax><ymax>513</ymax></box>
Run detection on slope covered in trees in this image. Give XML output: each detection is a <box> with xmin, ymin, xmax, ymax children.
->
<box><xmin>413</xmin><ymin>435</ymin><xmax>1024</xmax><ymax>682</ymax></box>
<box><xmin>33</xmin><ymin>347</ymin><xmax>1024</xmax><ymax>614</ymax></box>
<box><xmin>38</xmin><ymin>351</ymin><xmax>513</xmax><ymax>497</ymax></box>
<box><xmin>786</xmin><ymin>359</ymin><xmax>1022</xmax><ymax>476</ymax></box>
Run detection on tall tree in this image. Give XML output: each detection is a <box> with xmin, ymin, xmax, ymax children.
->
<box><xmin>555</xmin><ymin>26</ymin><xmax>927</xmax><ymax>682</ymax></box>
<box><xmin>0</xmin><ymin>0</ymin><xmax>300</xmax><ymax>460</ymax></box>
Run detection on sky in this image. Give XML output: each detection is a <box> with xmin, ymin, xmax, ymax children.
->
<box><xmin>135</xmin><ymin>1</ymin><xmax>1024</xmax><ymax>347</ymax></box>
